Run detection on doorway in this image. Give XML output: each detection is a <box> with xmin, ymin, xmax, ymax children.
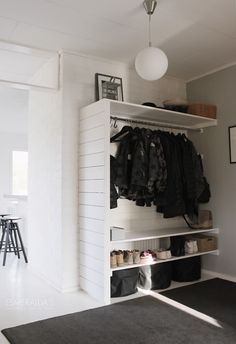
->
<box><xmin>0</xmin><ymin>42</ymin><xmax>59</xmax><ymax>267</ymax></box>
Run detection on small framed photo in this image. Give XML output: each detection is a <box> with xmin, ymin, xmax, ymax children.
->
<box><xmin>229</xmin><ymin>125</ymin><xmax>236</xmax><ymax>163</ymax></box>
<box><xmin>95</xmin><ymin>73</ymin><xmax>123</xmax><ymax>101</ymax></box>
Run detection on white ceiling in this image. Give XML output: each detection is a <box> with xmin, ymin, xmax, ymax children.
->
<box><xmin>0</xmin><ymin>86</ymin><xmax>28</xmax><ymax>134</ymax></box>
<box><xmin>0</xmin><ymin>0</ymin><xmax>236</xmax><ymax>80</ymax></box>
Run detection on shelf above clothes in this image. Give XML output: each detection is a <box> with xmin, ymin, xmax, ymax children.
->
<box><xmin>102</xmin><ymin>99</ymin><xmax>217</xmax><ymax>130</ymax></box>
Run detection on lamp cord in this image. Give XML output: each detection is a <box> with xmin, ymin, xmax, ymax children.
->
<box><xmin>148</xmin><ymin>14</ymin><xmax>152</xmax><ymax>47</ymax></box>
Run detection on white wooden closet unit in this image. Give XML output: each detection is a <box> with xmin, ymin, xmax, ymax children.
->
<box><xmin>79</xmin><ymin>99</ymin><xmax>219</xmax><ymax>305</ymax></box>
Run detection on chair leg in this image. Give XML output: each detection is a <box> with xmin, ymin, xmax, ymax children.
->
<box><xmin>15</xmin><ymin>224</ymin><xmax>28</xmax><ymax>263</ymax></box>
<box><xmin>3</xmin><ymin>223</ymin><xmax>10</xmax><ymax>266</ymax></box>
<box><xmin>13</xmin><ymin>228</ymin><xmax>20</xmax><ymax>259</ymax></box>
<box><xmin>9</xmin><ymin>230</ymin><xmax>17</xmax><ymax>255</ymax></box>
<box><xmin>0</xmin><ymin>227</ymin><xmax>5</xmax><ymax>251</ymax></box>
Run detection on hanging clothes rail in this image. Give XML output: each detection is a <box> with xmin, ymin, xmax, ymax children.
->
<box><xmin>110</xmin><ymin>116</ymin><xmax>197</xmax><ymax>131</ymax></box>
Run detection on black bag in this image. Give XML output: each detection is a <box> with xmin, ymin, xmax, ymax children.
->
<box><xmin>170</xmin><ymin>236</ymin><xmax>185</xmax><ymax>257</ymax></box>
<box><xmin>111</xmin><ymin>268</ymin><xmax>139</xmax><ymax>297</ymax></box>
<box><xmin>172</xmin><ymin>256</ymin><xmax>201</xmax><ymax>282</ymax></box>
<box><xmin>197</xmin><ymin>155</ymin><xmax>211</xmax><ymax>203</ymax></box>
<box><xmin>139</xmin><ymin>263</ymin><xmax>172</xmax><ymax>290</ymax></box>
<box><xmin>198</xmin><ymin>177</ymin><xmax>211</xmax><ymax>203</ymax></box>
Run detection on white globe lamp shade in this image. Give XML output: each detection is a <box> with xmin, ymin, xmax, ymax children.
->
<box><xmin>135</xmin><ymin>46</ymin><xmax>168</xmax><ymax>81</ymax></box>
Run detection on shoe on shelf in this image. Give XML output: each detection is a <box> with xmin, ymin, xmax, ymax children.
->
<box><xmin>148</xmin><ymin>249</ymin><xmax>157</xmax><ymax>261</ymax></box>
<box><xmin>140</xmin><ymin>250</ymin><xmax>157</xmax><ymax>263</ymax></box>
<box><xmin>193</xmin><ymin>240</ymin><xmax>198</xmax><ymax>253</ymax></box>
<box><xmin>156</xmin><ymin>248</ymin><xmax>172</xmax><ymax>260</ymax></box>
<box><xmin>133</xmin><ymin>250</ymin><xmax>141</xmax><ymax>264</ymax></box>
<box><xmin>185</xmin><ymin>240</ymin><xmax>194</xmax><ymax>254</ymax></box>
<box><xmin>123</xmin><ymin>250</ymin><xmax>133</xmax><ymax>265</ymax></box>
<box><xmin>116</xmin><ymin>250</ymin><xmax>124</xmax><ymax>267</ymax></box>
<box><xmin>185</xmin><ymin>240</ymin><xmax>198</xmax><ymax>254</ymax></box>
<box><xmin>110</xmin><ymin>250</ymin><xmax>117</xmax><ymax>268</ymax></box>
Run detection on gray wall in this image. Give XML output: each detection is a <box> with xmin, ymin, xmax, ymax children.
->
<box><xmin>187</xmin><ymin>66</ymin><xmax>236</xmax><ymax>277</ymax></box>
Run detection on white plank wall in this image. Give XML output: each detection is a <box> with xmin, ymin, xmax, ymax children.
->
<box><xmin>79</xmin><ymin>102</ymin><xmax>110</xmax><ymax>304</ymax></box>
<box><xmin>110</xmin><ymin>199</ymin><xmax>185</xmax><ymax>232</ymax></box>
<box><xmin>111</xmin><ymin>238</ymin><xmax>161</xmax><ymax>251</ymax></box>
<box><xmin>80</xmin><ymin>152</ymin><xmax>104</xmax><ymax>168</ymax></box>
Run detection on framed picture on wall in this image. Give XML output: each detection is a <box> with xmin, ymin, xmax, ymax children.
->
<box><xmin>229</xmin><ymin>125</ymin><xmax>236</xmax><ymax>163</ymax></box>
<box><xmin>95</xmin><ymin>73</ymin><xmax>123</xmax><ymax>102</ymax></box>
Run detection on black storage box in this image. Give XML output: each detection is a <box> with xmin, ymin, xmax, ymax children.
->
<box><xmin>111</xmin><ymin>268</ymin><xmax>139</xmax><ymax>297</ymax></box>
<box><xmin>138</xmin><ymin>263</ymin><xmax>172</xmax><ymax>290</ymax></box>
<box><xmin>172</xmin><ymin>256</ymin><xmax>201</xmax><ymax>282</ymax></box>
<box><xmin>170</xmin><ymin>236</ymin><xmax>185</xmax><ymax>257</ymax></box>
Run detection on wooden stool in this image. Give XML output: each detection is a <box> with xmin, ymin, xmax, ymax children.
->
<box><xmin>0</xmin><ymin>214</ymin><xmax>11</xmax><ymax>238</ymax></box>
<box><xmin>0</xmin><ymin>217</ymin><xmax>28</xmax><ymax>266</ymax></box>
<box><xmin>0</xmin><ymin>214</ymin><xmax>17</xmax><ymax>260</ymax></box>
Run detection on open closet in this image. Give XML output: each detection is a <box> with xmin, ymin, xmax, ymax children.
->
<box><xmin>79</xmin><ymin>99</ymin><xmax>219</xmax><ymax>304</ymax></box>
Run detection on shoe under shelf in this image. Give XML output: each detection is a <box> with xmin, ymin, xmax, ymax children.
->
<box><xmin>110</xmin><ymin>249</ymin><xmax>219</xmax><ymax>273</ymax></box>
<box><xmin>110</xmin><ymin>227</ymin><xmax>219</xmax><ymax>245</ymax></box>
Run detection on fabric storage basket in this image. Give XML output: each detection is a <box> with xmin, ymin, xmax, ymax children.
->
<box><xmin>172</xmin><ymin>256</ymin><xmax>201</xmax><ymax>282</ymax></box>
<box><xmin>111</xmin><ymin>268</ymin><xmax>139</xmax><ymax>297</ymax></box>
<box><xmin>170</xmin><ymin>236</ymin><xmax>185</xmax><ymax>257</ymax></box>
<box><xmin>188</xmin><ymin>103</ymin><xmax>217</xmax><ymax>119</ymax></box>
<box><xmin>191</xmin><ymin>234</ymin><xmax>217</xmax><ymax>252</ymax></box>
<box><xmin>138</xmin><ymin>263</ymin><xmax>172</xmax><ymax>290</ymax></box>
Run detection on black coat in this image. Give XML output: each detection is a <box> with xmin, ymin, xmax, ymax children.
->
<box><xmin>110</xmin><ymin>127</ymin><xmax>209</xmax><ymax>217</ymax></box>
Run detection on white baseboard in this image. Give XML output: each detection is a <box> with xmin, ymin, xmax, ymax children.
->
<box><xmin>202</xmin><ymin>269</ymin><xmax>236</xmax><ymax>283</ymax></box>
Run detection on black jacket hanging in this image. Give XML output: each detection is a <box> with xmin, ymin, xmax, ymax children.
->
<box><xmin>110</xmin><ymin>125</ymin><xmax>210</xmax><ymax>217</ymax></box>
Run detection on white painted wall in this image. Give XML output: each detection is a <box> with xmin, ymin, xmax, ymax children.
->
<box><xmin>29</xmin><ymin>54</ymin><xmax>59</xmax><ymax>89</ymax></box>
<box><xmin>28</xmin><ymin>86</ymin><xmax>63</xmax><ymax>290</ymax></box>
<box><xmin>187</xmin><ymin>65</ymin><xmax>236</xmax><ymax>278</ymax></box>
<box><xmin>62</xmin><ymin>52</ymin><xmax>186</xmax><ymax>108</ymax></box>
<box><xmin>28</xmin><ymin>51</ymin><xmax>186</xmax><ymax>292</ymax></box>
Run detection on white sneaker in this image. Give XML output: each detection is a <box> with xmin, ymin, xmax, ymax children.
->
<box><xmin>193</xmin><ymin>240</ymin><xmax>198</xmax><ymax>253</ymax></box>
<box><xmin>185</xmin><ymin>240</ymin><xmax>194</xmax><ymax>254</ymax></box>
<box><xmin>185</xmin><ymin>240</ymin><xmax>198</xmax><ymax>254</ymax></box>
<box><xmin>156</xmin><ymin>249</ymin><xmax>172</xmax><ymax>260</ymax></box>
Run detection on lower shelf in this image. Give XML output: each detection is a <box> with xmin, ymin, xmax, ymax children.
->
<box><xmin>110</xmin><ymin>250</ymin><xmax>219</xmax><ymax>273</ymax></box>
<box><xmin>110</xmin><ymin>271</ymin><xmax>215</xmax><ymax>304</ymax></box>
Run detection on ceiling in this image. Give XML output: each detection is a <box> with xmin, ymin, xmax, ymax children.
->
<box><xmin>0</xmin><ymin>0</ymin><xmax>236</xmax><ymax>80</ymax></box>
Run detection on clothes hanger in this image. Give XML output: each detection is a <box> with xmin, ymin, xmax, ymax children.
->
<box><xmin>110</xmin><ymin>125</ymin><xmax>133</xmax><ymax>143</ymax></box>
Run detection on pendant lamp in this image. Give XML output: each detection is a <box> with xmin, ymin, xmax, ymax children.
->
<box><xmin>135</xmin><ymin>0</ymin><xmax>168</xmax><ymax>81</ymax></box>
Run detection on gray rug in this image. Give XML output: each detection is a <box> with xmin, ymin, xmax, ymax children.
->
<box><xmin>161</xmin><ymin>278</ymin><xmax>236</xmax><ymax>329</ymax></box>
<box><xmin>2</xmin><ymin>295</ymin><xmax>236</xmax><ymax>344</ymax></box>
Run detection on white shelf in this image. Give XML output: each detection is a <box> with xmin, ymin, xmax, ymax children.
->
<box><xmin>111</xmin><ymin>250</ymin><xmax>219</xmax><ymax>272</ymax></box>
<box><xmin>110</xmin><ymin>227</ymin><xmax>219</xmax><ymax>245</ymax></box>
<box><xmin>106</xmin><ymin>99</ymin><xmax>217</xmax><ymax>130</ymax></box>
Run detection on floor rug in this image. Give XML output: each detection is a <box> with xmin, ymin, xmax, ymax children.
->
<box><xmin>161</xmin><ymin>278</ymin><xmax>236</xmax><ymax>329</ymax></box>
<box><xmin>2</xmin><ymin>294</ymin><xmax>236</xmax><ymax>344</ymax></box>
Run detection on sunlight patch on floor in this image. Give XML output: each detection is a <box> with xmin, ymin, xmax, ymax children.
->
<box><xmin>141</xmin><ymin>289</ymin><xmax>223</xmax><ymax>329</ymax></box>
